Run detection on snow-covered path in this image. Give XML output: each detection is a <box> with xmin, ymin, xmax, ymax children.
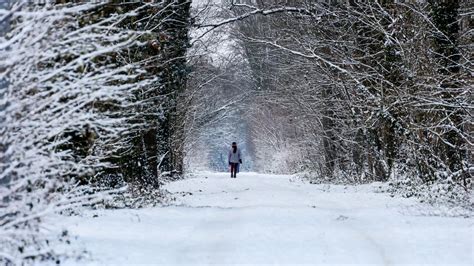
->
<box><xmin>63</xmin><ymin>172</ymin><xmax>473</xmax><ymax>265</ymax></box>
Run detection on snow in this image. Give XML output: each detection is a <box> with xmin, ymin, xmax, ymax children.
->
<box><xmin>58</xmin><ymin>172</ymin><xmax>473</xmax><ymax>265</ymax></box>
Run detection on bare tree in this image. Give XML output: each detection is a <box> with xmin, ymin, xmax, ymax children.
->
<box><xmin>221</xmin><ymin>0</ymin><xmax>472</xmax><ymax>185</ymax></box>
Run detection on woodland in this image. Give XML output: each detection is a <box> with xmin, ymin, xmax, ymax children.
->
<box><xmin>0</xmin><ymin>0</ymin><xmax>472</xmax><ymax>264</ymax></box>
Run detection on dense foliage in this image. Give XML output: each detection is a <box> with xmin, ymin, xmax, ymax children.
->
<box><xmin>0</xmin><ymin>1</ymin><xmax>190</xmax><ymax>264</ymax></box>
<box><xmin>214</xmin><ymin>0</ymin><xmax>472</xmax><ymax>187</ymax></box>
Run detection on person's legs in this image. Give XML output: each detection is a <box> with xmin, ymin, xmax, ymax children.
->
<box><xmin>230</xmin><ymin>163</ymin><xmax>236</xmax><ymax>177</ymax></box>
<box><xmin>231</xmin><ymin>163</ymin><xmax>237</xmax><ymax>178</ymax></box>
<box><xmin>234</xmin><ymin>163</ymin><xmax>238</xmax><ymax>178</ymax></box>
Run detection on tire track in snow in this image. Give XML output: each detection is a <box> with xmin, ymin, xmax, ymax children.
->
<box><xmin>170</xmin><ymin>174</ymin><xmax>393</xmax><ymax>265</ymax></box>
<box><xmin>324</xmin><ymin>199</ymin><xmax>393</xmax><ymax>266</ymax></box>
<box><xmin>336</xmin><ymin>218</ymin><xmax>393</xmax><ymax>266</ymax></box>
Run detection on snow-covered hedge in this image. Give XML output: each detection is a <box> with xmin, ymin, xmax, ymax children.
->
<box><xmin>385</xmin><ymin>178</ymin><xmax>473</xmax><ymax>217</ymax></box>
<box><xmin>0</xmin><ymin>1</ymin><xmax>164</xmax><ymax>264</ymax></box>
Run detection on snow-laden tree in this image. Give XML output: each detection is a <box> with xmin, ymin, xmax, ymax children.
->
<box><xmin>219</xmin><ymin>0</ymin><xmax>473</xmax><ymax>186</ymax></box>
<box><xmin>0</xmin><ymin>1</ymin><xmax>191</xmax><ymax>263</ymax></box>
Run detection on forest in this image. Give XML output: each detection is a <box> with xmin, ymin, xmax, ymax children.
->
<box><xmin>0</xmin><ymin>0</ymin><xmax>472</xmax><ymax>265</ymax></box>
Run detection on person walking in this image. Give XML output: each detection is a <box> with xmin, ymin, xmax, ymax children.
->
<box><xmin>228</xmin><ymin>142</ymin><xmax>242</xmax><ymax>178</ymax></box>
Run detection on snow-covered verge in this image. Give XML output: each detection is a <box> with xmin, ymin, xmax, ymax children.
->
<box><xmin>383</xmin><ymin>178</ymin><xmax>473</xmax><ymax>218</ymax></box>
<box><xmin>297</xmin><ymin>170</ymin><xmax>473</xmax><ymax>218</ymax></box>
<box><xmin>52</xmin><ymin>172</ymin><xmax>472</xmax><ymax>265</ymax></box>
<box><xmin>0</xmin><ymin>184</ymin><xmax>126</xmax><ymax>265</ymax></box>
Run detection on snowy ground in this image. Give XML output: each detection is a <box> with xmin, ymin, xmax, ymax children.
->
<box><xmin>59</xmin><ymin>172</ymin><xmax>473</xmax><ymax>265</ymax></box>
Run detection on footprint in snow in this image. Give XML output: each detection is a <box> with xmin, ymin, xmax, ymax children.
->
<box><xmin>336</xmin><ymin>215</ymin><xmax>349</xmax><ymax>221</ymax></box>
